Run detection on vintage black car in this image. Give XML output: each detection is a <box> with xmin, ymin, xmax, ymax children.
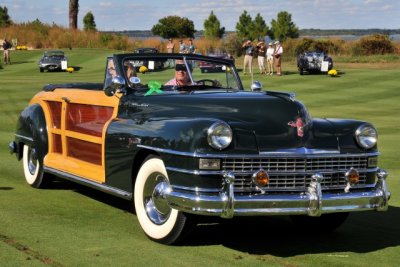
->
<box><xmin>38</xmin><ymin>50</ymin><xmax>68</xmax><ymax>72</ymax></box>
<box><xmin>199</xmin><ymin>48</ymin><xmax>233</xmax><ymax>73</ymax></box>
<box><xmin>10</xmin><ymin>53</ymin><xmax>390</xmax><ymax>245</ymax></box>
<box><xmin>297</xmin><ymin>51</ymin><xmax>333</xmax><ymax>75</ymax></box>
<box><xmin>132</xmin><ymin>47</ymin><xmax>164</xmax><ymax>70</ymax></box>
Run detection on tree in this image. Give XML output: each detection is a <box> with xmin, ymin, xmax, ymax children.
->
<box><xmin>69</xmin><ymin>0</ymin><xmax>79</xmax><ymax>29</ymax></box>
<box><xmin>270</xmin><ymin>11</ymin><xmax>299</xmax><ymax>41</ymax></box>
<box><xmin>235</xmin><ymin>10</ymin><xmax>253</xmax><ymax>40</ymax></box>
<box><xmin>0</xmin><ymin>6</ymin><xmax>12</xmax><ymax>27</ymax></box>
<box><xmin>252</xmin><ymin>13</ymin><xmax>269</xmax><ymax>40</ymax></box>
<box><xmin>203</xmin><ymin>11</ymin><xmax>225</xmax><ymax>39</ymax></box>
<box><xmin>83</xmin><ymin>11</ymin><xmax>96</xmax><ymax>31</ymax></box>
<box><xmin>151</xmin><ymin>16</ymin><xmax>196</xmax><ymax>39</ymax></box>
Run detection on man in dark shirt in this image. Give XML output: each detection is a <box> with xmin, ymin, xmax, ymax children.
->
<box><xmin>2</xmin><ymin>39</ymin><xmax>12</xmax><ymax>64</ymax></box>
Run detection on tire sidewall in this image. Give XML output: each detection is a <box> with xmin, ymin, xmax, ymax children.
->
<box><xmin>22</xmin><ymin>144</ymin><xmax>44</xmax><ymax>187</ymax></box>
<box><xmin>134</xmin><ymin>157</ymin><xmax>179</xmax><ymax>241</ymax></box>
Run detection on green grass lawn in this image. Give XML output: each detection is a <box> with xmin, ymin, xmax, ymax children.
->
<box><xmin>1</xmin><ymin>49</ymin><xmax>400</xmax><ymax>266</ymax></box>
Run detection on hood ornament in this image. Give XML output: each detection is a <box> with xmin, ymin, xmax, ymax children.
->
<box><xmin>288</xmin><ymin>117</ymin><xmax>304</xmax><ymax>137</ymax></box>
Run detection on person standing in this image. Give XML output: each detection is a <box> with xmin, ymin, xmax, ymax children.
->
<box><xmin>2</xmin><ymin>39</ymin><xmax>12</xmax><ymax>65</ymax></box>
<box><xmin>187</xmin><ymin>39</ymin><xmax>196</xmax><ymax>54</ymax></box>
<box><xmin>266</xmin><ymin>42</ymin><xmax>274</xmax><ymax>75</ymax></box>
<box><xmin>166</xmin><ymin>38</ymin><xmax>175</xmax><ymax>53</ymax></box>
<box><xmin>242</xmin><ymin>40</ymin><xmax>254</xmax><ymax>75</ymax></box>
<box><xmin>179</xmin><ymin>40</ymin><xmax>186</xmax><ymax>53</ymax></box>
<box><xmin>256</xmin><ymin>40</ymin><xmax>266</xmax><ymax>74</ymax></box>
<box><xmin>273</xmin><ymin>41</ymin><xmax>283</xmax><ymax>76</ymax></box>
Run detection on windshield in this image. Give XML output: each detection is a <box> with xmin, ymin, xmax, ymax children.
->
<box><xmin>118</xmin><ymin>55</ymin><xmax>241</xmax><ymax>95</ymax></box>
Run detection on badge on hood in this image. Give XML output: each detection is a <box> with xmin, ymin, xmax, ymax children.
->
<box><xmin>288</xmin><ymin>117</ymin><xmax>304</xmax><ymax>137</ymax></box>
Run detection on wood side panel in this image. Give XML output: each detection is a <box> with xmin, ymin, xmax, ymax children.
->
<box><xmin>32</xmin><ymin>89</ymin><xmax>121</xmax><ymax>183</ymax></box>
<box><xmin>66</xmin><ymin>103</ymin><xmax>114</xmax><ymax>137</ymax></box>
<box><xmin>52</xmin><ymin>134</ymin><xmax>63</xmax><ymax>154</ymax></box>
<box><xmin>67</xmin><ymin>137</ymin><xmax>102</xmax><ymax>165</ymax></box>
<box><xmin>45</xmin><ymin>101</ymin><xmax>62</xmax><ymax>129</ymax></box>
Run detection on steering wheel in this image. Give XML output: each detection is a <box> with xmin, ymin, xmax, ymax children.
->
<box><xmin>196</xmin><ymin>79</ymin><xmax>221</xmax><ymax>87</ymax></box>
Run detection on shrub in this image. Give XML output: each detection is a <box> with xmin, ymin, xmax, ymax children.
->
<box><xmin>354</xmin><ymin>34</ymin><xmax>395</xmax><ymax>55</ymax></box>
<box><xmin>292</xmin><ymin>38</ymin><xmax>342</xmax><ymax>55</ymax></box>
<box><xmin>221</xmin><ymin>33</ymin><xmax>243</xmax><ymax>57</ymax></box>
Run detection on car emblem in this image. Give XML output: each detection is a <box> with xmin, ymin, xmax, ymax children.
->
<box><xmin>288</xmin><ymin>117</ymin><xmax>304</xmax><ymax>137</ymax></box>
<box><xmin>129</xmin><ymin>76</ymin><xmax>141</xmax><ymax>84</ymax></box>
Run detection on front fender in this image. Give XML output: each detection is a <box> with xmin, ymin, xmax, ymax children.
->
<box><xmin>15</xmin><ymin>104</ymin><xmax>48</xmax><ymax>160</ymax></box>
<box><xmin>309</xmin><ymin>118</ymin><xmax>378</xmax><ymax>153</ymax></box>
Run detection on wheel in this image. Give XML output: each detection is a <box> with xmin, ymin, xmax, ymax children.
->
<box><xmin>22</xmin><ymin>144</ymin><xmax>49</xmax><ymax>188</ymax></box>
<box><xmin>134</xmin><ymin>156</ymin><xmax>192</xmax><ymax>244</ymax></box>
<box><xmin>196</xmin><ymin>79</ymin><xmax>221</xmax><ymax>87</ymax></box>
<box><xmin>291</xmin><ymin>212</ymin><xmax>349</xmax><ymax>231</ymax></box>
<box><xmin>299</xmin><ymin>68</ymin><xmax>304</xmax><ymax>75</ymax></box>
<box><xmin>40</xmin><ymin>67</ymin><xmax>44</xmax><ymax>72</ymax></box>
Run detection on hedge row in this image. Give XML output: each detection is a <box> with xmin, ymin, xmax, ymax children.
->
<box><xmin>1</xmin><ymin>23</ymin><xmax>399</xmax><ymax>58</ymax></box>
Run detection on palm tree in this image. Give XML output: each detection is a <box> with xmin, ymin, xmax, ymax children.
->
<box><xmin>69</xmin><ymin>0</ymin><xmax>79</xmax><ymax>29</ymax></box>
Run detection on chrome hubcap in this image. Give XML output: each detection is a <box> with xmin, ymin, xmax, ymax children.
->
<box><xmin>28</xmin><ymin>148</ymin><xmax>38</xmax><ymax>175</ymax></box>
<box><xmin>143</xmin><ymin>173</ymin><xmax>171</xmax><ymax>225</ymax></box>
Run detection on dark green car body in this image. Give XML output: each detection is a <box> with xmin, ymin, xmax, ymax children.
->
<box><xmin>10</xmin><ymin>53</ymin><xmax>390</xmax><ymax>244</ymax></box>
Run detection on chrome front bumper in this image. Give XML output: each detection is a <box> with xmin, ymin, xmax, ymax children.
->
<box><xmin>165</xmin><ymin>169</ymin><xmax>390</xmax><ymax>218</ymax></box>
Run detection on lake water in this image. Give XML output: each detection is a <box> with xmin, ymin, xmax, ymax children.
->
<box><xmin>300</xmin><ymin>34</ymin><xmax>400</xmax><ymax>41</ymax></box>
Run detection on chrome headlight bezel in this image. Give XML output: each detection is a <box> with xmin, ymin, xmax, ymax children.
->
<box><xmin>355</xmin><ymin>124</ymin><xmax>378</xmax><ymax>149</ymax></box>
<box><xmin>207</xmin><ymin>121</ymin><xmax>232</xmax><ymax>150</ymax></box>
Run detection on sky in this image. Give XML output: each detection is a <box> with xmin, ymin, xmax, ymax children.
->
<box><xmin>2</xmin><ymin>0</ymin><xmax>400</xmax><ymax>31</ymax></box>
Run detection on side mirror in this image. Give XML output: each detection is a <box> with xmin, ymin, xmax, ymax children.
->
<box><xmin>104</xmin><ymin>76</ymin><xmax>126</xmax><ymax>96</ymax></box>
<box><xmin>251</xmin><ymin>80</ymin><xmax>262</xmax><ymax>91</ymax></box>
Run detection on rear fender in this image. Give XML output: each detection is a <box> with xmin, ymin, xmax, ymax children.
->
<box><xmin>15</xmin><ymin>104</ymin><xmax>48</xmax><ymax>161</ymax></box>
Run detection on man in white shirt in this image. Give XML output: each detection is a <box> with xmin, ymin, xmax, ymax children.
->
<box><xmin>266</xmin><ymin>42</ymin><xmax>274</xmax><ymax>75</ymax></box>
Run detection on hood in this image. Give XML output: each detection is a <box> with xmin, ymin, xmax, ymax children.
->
<box><xmin>120</xmin><ymin>91</ymin><xmax>338</xmax><ymax>152</ymax></box>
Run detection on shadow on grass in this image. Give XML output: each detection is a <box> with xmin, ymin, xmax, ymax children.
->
<box><xmin>69</xmin><ymin>66</ymin><xmax>82</xmax><ymax>71</ymax></box>
<box><xmin>49</xmin><ymin>179</ymin><xmax>399</xmax><ymax>255</ymax></box>
<box><xmin>182</xmin><ymin>208</ymin><xmax>400</xmax><ymax>256</ymax></box>
<box><xmin>51</xmin><ymin>178</ymin><xmax>133</xmax><ymax>212</ymax></box>
<box><xmin>6</xmin><ymin>61</ymin><xmax>35</xmax><ymax>65</ymax></box>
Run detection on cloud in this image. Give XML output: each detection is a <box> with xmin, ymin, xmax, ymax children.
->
<box><xmin>99</xmin><ymin>2</ymin><xmax>112</xmax><ymax>7</ymax></box>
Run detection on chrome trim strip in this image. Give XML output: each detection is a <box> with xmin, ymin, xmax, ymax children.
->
<box><xmin>44</xmin><ymin>167</ymin><xmax>132</xmax><ymax>200</ymax></box>
<box><xmin>137</xmin><ymin>144</ymin><xmax>379</xmax><ymax>158</ymax></box>
<box><xmin>166</xmin><ymin>166</ymin><xmax>223</xmax><ymax>175</ymax></box>
<box><xmin>15</xmin><ymin>134</ymin><xmax>34</xmax><ymax>142</ymax></box>
<box><xmin>172</xmin><ymin>185</ymin><xmax>220</xmax><ymax>193</ymax></box>
<box><xmin>166</xmin><ymin>166</ymin><xmax>378</xmax><ymax>176</ymax></box>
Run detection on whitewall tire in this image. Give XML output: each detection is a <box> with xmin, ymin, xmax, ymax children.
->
<box><xmin>22</xmin><ymin>144</ymin><xmax>47</xmax><ymax>188</ymax></box>
<box><xmin>134</xmin><ymin>156</ymin><xmax>191</xmax><ymax>244</ymax></box>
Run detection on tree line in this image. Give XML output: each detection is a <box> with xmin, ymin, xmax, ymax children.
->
<box><xmin>151</xmin><ymin>10</ymin><xmax>299</xmax><ymax>42</ymax></box>
<box><xmin>2</xmin><ymin>3</ymin><xmax>298</xmax><ymax>42</ymax></box>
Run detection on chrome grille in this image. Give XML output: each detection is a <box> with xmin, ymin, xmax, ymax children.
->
<box><xmin>222</xmin><ymin>156</ymin><xmax>370</xmax><ymax>192</ymax></box>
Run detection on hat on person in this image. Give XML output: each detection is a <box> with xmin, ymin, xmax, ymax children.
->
<box><xmin>268</xmin><ymin>42</ymin><xmax>273</xmax><ymax>46</ymax></box>
<box><xmin>274</xmin><ymin>41</ymin><xmax>280</xmax><ymax>45</ymax></box>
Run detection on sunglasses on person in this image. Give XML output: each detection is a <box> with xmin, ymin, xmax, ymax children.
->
<box><xmin>175</xmin><ymin>64</ymin><xmax>187</xmax><ymax>72</ymax></box>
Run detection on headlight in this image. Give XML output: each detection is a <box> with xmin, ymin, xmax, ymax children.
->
<box><xmin>355</xmin><ymin>124</ymin><xmax>377</xmax><ymax>149</ymax></box>
<box><xmin>207</xmin><ymin>122</ymin><xmax>232</xmax><ymax>150</ymax></box>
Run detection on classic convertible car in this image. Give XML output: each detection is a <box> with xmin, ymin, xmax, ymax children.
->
<box><xmin>10</xmin><ymin>53</ymin><xmax>390</xmax><ymax>245</ymax></box>
<box><xmin>297</xmin><ymin>51</ymin><xmax>333</xmax><ymax>75</ymax></box>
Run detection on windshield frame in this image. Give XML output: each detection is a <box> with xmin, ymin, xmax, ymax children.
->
<box><xmin>112</xmin><ymin>53</ymin><xmax>244</xmax><ymax>92</ymax></box>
